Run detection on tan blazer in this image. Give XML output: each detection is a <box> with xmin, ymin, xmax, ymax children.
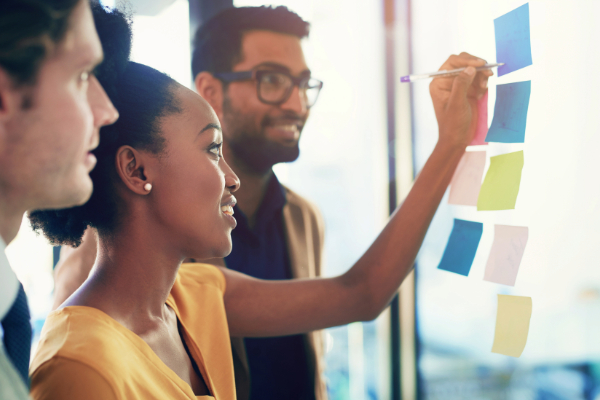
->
<box><xmin>209</xmin><ymin>185</ymin><xmax>327</xmax><ymax>400</ymax></box>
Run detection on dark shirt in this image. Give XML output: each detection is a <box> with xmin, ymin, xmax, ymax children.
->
<box><xmin>225</xmin><ymin>175</ymin><xmax>316</xmax><ymax>400</ymax></box>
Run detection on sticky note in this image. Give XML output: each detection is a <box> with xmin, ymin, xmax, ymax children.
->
<box><xmin>477</xmin><ymin>151</ymin><xmax>524</xmax><ymax>211</ymax></box>
<box><xmin>486</xmin><ymin>81</ymin><xmax>531</xmax><ymax>143</ymax></box>
<box><xmin>449</xmin><ymin>151</ymin><xmax>486</xmax><ymax>206</ymax></box>
<box><xmin>471</xmin><ymin>91</ymin><xmax>489</xmax><ymax>145</ymax></box>
<box><xmin>437</xmin><ymin>219</ymin><xmax>483</xmax><ymax>276</ymax></box>
<box><xmin>484</xmin><ymin>225</ymin><xmax>529</xmax><ymax>286</ymax></box>
<box><xmin>494</xmin><ymin>3</ymin><xmax>533</xmax><ymax>76</ymax></box>
<box><xmin>492</xmin><ymin>295</ymin><xmax>532</xmax><ymax>357</ymax></box>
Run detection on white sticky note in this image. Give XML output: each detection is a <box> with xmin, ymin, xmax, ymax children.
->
<box><xmin>492</xmin><ymin>295</ymin><xmax>532</xmax><ymax>357</ymax></box>
<box><xmin>484</xmin><ymin>225</ymin><xmax>528</xmax><ymax>286</ymax></box>
<box><xmin>449</xmin><ymin>151</ymin><xmax>486</xmax><ymax>206</ymax></box>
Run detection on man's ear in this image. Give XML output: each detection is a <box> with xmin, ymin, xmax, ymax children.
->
<box><xmin>114</xmin><ymin>145</ymin><xmax>154</xmax><ymax>195</ymax></box>
<box><xmin>195</xmin><ymin>71</ymin><xmax>224</xmax><ymax>119</ymax></box>
<box><xmin>0</xmin><ymin>67</ymin><xmax>20</xmax><ymax>122</ymax></box>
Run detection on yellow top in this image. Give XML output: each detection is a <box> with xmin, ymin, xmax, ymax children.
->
<box><xmin>30</xmin><ymin>263</ymin><xmax>236</xmax><ymax>400</ymax></box>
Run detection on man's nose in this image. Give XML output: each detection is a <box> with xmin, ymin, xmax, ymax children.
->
<box><xmin>280</xmin><ymin>85</ymin><xmax>308</xmax><ymax>115</ymax></box>
<box><xmin>89</xmin><ymin>76</ymin><xmax>119</xmax><ymax>128</ymax></box>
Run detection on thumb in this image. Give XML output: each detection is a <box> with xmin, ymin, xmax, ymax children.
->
<box><xmin>448</xmin><ymin>66</ymin><xmax>476</xmax><ymax>107</ymax></box>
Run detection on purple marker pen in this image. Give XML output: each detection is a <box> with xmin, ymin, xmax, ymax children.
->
<box><xmin>400</xmin><ymin>63</ymin><xmax>504</xmax><ymax>83</ymax></box>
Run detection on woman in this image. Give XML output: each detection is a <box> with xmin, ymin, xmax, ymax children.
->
<box><xmin>28</xmin><ymin>5</ymin><xmax>490</xmax><ymax>400</ymax></box>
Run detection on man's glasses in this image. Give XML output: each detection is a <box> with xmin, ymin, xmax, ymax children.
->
<box><xmin>214</xmin><ymin>70</ymin><xmax>323</xmax><ymax>108</ymax></box>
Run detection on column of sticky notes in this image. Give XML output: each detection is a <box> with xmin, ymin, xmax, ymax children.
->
<box><xmin>437</xmin><ymin>3</ymin><xmax>533</xmax><ymax>358</ymax></box>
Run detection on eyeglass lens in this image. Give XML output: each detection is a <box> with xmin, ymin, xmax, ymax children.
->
<box><xmin>258</xmin><ymin>72</ymin><xmax>321</xmax><ymax>107</ymax></box>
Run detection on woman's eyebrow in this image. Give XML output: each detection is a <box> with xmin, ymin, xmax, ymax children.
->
<box><xmin>199</xmin><ymin>123</ymin><xmax>222</xmax><ymax>134</ymax></box>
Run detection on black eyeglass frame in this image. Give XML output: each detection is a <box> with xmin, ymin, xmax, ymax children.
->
<box><xmin>214</xmin><ymin>70</ymin><xmax>324</xmax><ymax>108</ymax></box>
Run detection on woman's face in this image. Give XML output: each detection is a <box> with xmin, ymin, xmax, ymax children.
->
<box><xmin>147</xmin><ymin>86</ymin><xmax>239</xmax><ymax>260</ymax></box>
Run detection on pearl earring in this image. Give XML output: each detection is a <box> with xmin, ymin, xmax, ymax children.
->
<box><xmin>144</xmin><ymin>183</ymin><xmax>152</xmax><ymax>192</ymax></box>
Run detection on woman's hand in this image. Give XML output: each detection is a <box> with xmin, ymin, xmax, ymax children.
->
<box><xmin>430</xmin><ymin>52</ymin><xmax>492</xmax><ymax>148</ymax></box>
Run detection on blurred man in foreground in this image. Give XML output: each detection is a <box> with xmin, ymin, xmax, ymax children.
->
<box><xmin>0</xmin><ymin>0</ymin><xmax>117</xmax><ymax>397</ymax></box>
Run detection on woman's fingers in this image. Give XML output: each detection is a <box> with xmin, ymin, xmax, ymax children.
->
<box><xmin>432</xmin><ymin>53</ymin><xmax>489</xmax><ymax>96</ymax></box>
<box><xmin>438</xmin><ymin>52</ymin><xmax>486</xmax><ymax>71</ymax></box>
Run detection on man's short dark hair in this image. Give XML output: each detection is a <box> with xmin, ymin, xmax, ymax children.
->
<box><xmin>191</xmin><ymin>6</ymin><xmax>309</xmax><ymax>79</ymax></box>
<box><xmin>0</xmin><ymin>0</ymin><xmax>81</xmax><ymax>86</ymax></box>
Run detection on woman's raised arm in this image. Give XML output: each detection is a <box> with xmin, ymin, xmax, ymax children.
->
<box><xmin>222</xmin><ymin>53</ymin><xmax>492</xmax><ymax>337</ymax></box>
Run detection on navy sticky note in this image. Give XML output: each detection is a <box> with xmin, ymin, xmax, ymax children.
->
<box><xmin>437</xmin><ymin>219</ymin><xmax>483</xmax><ymax>276</ymax></box>
<box><xmin>494</xmin><ymin>3</ymin><xmax>533</xmax><ymax>77</ymax></box>
<box><xmin>486</xmin><ymin>81</ymin><xmax>531</xmax><ymax>143</ymax></box>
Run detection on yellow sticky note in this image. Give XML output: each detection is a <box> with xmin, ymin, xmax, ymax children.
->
<box><xmin>477</xmin><ymin>150</ymin><xmax>524</xmax><ymax>211</ymax></box>
<box><xmin>492</xmin><ymin>294</ymin><xmax>532</xmax><ymax>357</ymax></box>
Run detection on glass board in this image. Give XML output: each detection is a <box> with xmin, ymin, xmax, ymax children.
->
<box><xmin>411</xmin><ymin>1</ymin><xmax>600</xmax><ymax>399</ymax></box>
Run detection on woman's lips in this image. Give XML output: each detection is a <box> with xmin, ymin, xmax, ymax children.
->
<box><xmin>221</xmin><ymin>205</ymin><xmax>234</xmax><ymax>216</ymax></box>
<box><xmin>221</xmin><ymin>205</ymin><xmax>236</xmax><ymax>228</ymax></box>
<box><xmin>223</xmin><ymin>213</ymin><xmax>237</xmax><ymax>228</ymax></box>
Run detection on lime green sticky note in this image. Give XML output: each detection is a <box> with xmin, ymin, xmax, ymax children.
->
<box><xmin>477</xmin><ymin>151</ymin><xmax>524</xmax><ymax>211</ymax></box>
<box><xmin>492</xmin><ymin>294</ymin><xmax>532</xmax><ymax>357</ymax></box>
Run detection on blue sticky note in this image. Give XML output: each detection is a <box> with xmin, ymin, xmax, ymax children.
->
<box><xmin>494</xmin><ymin>3</ymin><xmax>533</xmax><ymax>76</ymax></box>
<box><xmin>486</xmin><ymin>81</ymin><xmax>531</xmax><ymax>143</ymax></box>
<box><xmin>437</xmin><ymin>219</ymin><xmax>483</xmax><ymax>276</ymax></box>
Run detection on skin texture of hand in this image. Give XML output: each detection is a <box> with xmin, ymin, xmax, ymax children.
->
<box><xmin>52</xmin><ymin>228</ymin><xmax>97</xmax><ymax>310</ymax></box>
<box><xmin>429</xmin><ymin>52</ymin><xmax>493</xmax><ymax>148</ymax></box>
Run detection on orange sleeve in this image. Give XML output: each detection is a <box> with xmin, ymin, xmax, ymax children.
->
<box><xmin>31</xmin><ymin>357</ymin><xmax>117</xmax><ymax>400</ymax></box>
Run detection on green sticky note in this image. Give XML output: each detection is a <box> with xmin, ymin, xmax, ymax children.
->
<box><xmin>477</xmin><ymin>151</ymin><xmax>524</xmax><ymax>211</ymax></box>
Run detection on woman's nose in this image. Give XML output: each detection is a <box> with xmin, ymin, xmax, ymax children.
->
<box><xmin>223</xmin><ymin>159</ymin><xmax>240</xmax><ymax>193</ymax></box>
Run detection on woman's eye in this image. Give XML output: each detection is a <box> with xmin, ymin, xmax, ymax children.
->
<box><xmin>209</xmin><ymin>144</ymin><xmax>222</xmax><ymax>158</ymax></box>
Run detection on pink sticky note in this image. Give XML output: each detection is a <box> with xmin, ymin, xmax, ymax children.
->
<box><xmin>484</xmin><ymin>225</ymin><xmax>529</xmax><ymax>286</ymax></box>
<box><xmin>448</xmin><ymin>151</ymin><xmax>486</xmax><ymax>206</ymax></box>
<box><xmin>471</xmin><ymin>90</ymin><xmax>489</xmax><ymax>146</ymax></box>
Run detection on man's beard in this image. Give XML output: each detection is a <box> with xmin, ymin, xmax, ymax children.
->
<box><xmin>222</xmin><ymin>96</ymin><xmax>301</xmax><ymax>175</ymax></box>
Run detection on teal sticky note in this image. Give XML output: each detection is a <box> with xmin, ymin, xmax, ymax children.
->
<box><xmin>486</xmin><ymin>81</ymin><xmax>531</xmax><ymax>143</ymax></box>
<box><xmin>495</xmin><ymin>3</ymin><xmax>533</xmax><ymax>77</ymax></box>
<box><xmin>437</xmin><ymin>219</ymin><xmax>483</xmax><ymax>277</ymax></box>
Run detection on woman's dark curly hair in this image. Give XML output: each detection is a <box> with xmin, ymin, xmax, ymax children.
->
<box><xmin>28</xmin><ymin>4</ymin><xmax>181</xmax><ymax>247</ymax></box>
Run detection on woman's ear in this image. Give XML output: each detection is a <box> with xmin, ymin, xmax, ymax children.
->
<box><xmin>195</xmin><ymin>72</ymin><xmax>224</xmax><ymax>119</ymax></box>
<box><xmin>114</xmin><ymin>145</ymin><xmax>154</xmax><ymax>195</ymax></box>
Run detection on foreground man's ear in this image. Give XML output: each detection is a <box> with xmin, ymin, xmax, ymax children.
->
<box><xmin>0</xmin><ymin>67</ymin><xmax>21</xmax><ymax>122</ymax></box>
